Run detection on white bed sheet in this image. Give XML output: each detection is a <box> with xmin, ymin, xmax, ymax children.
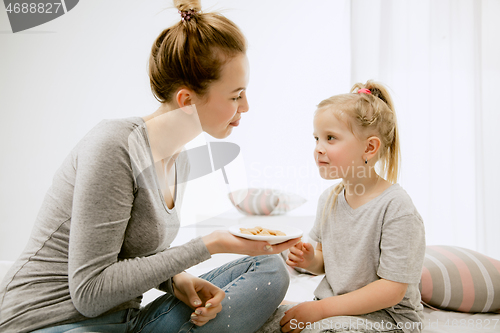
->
<box><xmin>422</xmin><ymin>307</ymin><xmax>500</xmax><ymax>333</ymax></box>
<box><xmin>2</xmin><ymin>212</ymin><xmax>499</xmax><ymax>332</ymax></box>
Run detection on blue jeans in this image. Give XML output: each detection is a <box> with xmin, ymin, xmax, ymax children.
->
<box><xmin>31</xmin><ymin>255</ymin><xmax>289</xmax><ymax>333</ymax></box>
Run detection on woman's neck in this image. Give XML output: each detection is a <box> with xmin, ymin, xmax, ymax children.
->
<box><xmin>142</xmin><ymin>103</ymin><xmax>203</xmax><ymax>165</ymax></box>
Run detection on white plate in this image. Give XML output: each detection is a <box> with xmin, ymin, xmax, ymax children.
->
<box><xmin>228</xmin><ymin>222</ymin><xmax>303</xmax><ymax>245</ymax></box>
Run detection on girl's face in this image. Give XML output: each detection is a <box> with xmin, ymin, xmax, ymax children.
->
<box><xmin>194</xmin><ymin>53</ymin><xmax>250</xmax><ymax>139</ymax></box>
<box><xmin>313</xmin><ymin>108</ymin><xmax>367</xmax><ymax>180</ymax></box>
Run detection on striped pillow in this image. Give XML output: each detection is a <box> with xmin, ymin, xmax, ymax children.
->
<box><xmin>228</xmin><ymin>188</ymin><xmax>306</xmax><ymax>216</ymax></box>
<box><xmin>419</xmin><ymin>245</ymin><xmax>500</xmax><ymax>313</ymax></box>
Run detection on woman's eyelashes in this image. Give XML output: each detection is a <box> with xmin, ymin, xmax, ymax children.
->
<box><xmin>231</xmin><ymin>96</ymin><xmax>242</xmax><ymax>101</ymax></box>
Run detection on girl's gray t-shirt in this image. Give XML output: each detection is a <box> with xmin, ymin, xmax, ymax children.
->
<box><xmin>0</xmin><ymin>117</ymin><xmax>211</xmax><ymax>333</ymax></box>
<box><xmin>309</xmin><ymin>183</ymin><xmax>426</xmax><ymax>333</ymax></box>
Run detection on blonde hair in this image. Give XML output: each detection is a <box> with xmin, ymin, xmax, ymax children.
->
<box><xmin>149</xmin><ymin>0</ymin><xmax>247</xmax><ymax>103</ymax></box>
<box><xmin>319</xmin><ymin>80</ymin><xmax>401</xmax><ymax>221</ymax></box>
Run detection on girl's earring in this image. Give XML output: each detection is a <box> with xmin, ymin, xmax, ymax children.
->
<box><xmin>365</xmin><ymin>158</ymin><xmax>368</xmax><ymax>165</ymax></box>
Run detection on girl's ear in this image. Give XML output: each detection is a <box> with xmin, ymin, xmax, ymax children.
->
<box><xmin>364</xmin><ymin>136</ymin><xmax>381</xmax><ymax>162</ymax></box>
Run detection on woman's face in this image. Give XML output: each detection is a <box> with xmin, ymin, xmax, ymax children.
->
<box><xmin>194</xmin><ymin>53</ymin><xmax>250</xmax><ymax>139</ymax></box>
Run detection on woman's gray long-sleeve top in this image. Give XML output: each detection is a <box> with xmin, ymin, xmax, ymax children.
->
<box><xmin>0</xmin><ymin>117</ymin><xmax>211</xmax><ymax>333</ymax></box>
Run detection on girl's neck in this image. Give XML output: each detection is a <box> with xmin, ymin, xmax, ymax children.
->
<box><xmin>342</xmin><ymin>175</ymin><xmax>392</xmax><ymax>210</ymax></box>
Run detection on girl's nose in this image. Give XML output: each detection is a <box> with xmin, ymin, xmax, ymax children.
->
<box><xmin>315</xmin><ymin>143</ymin><xmax>325</xmax><ymax>155</ymax></box>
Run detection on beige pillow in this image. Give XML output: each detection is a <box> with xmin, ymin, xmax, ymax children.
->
<box><xmin>228</xmin><ymin>188</ymin><xmax>306</xmax><ymax>216</ymax></box>
<box><xmin>419</xmin><ymin>245</ymin><xmax>500</xmax><ymax>313</ymax></box>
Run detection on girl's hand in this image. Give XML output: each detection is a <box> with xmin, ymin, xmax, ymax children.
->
<box><xmin>286</xmin><ymin>242</ymin><xmax>315</xmax><ymax>269</ymax></box>
<box><xmin>280</xmin><ymin>301</ymin><xmax>326</xmax><ymax>333</ymax></box>
<box><xmin>172</xmin><ymin>272</ymin><xmax>225</xmax><ymax>326</ymax></box>
<box><xmin>203</xmin><ymin>230</ymin><xmax>301</xmax><ymax>256</ymax></box>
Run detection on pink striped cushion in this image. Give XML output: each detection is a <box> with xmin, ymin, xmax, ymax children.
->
<box><xmin>419</xmin><ymin>245</ymin><xmax>500</xmax><ymax>313</ymax></box>
<box><xmin>228</xmin><ymin>188</ymin><xmax>306</xmax><ymax>216</ymax></box>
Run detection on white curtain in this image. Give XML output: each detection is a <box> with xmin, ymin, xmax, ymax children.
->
<box><xmin>350</xmin><ymin>0</ymin><xmax>500</xmax><ymax>258</ymax></box>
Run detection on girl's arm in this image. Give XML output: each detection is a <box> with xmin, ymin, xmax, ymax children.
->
<box><xmin>318</xmin><ymin>278</ymin><xmax>408</xmax><ymax>317</ymax></box>
<box><xmin>280</xmin><ymin>278</ymin><xmax>407</xmax><ymax>332</ymax></box>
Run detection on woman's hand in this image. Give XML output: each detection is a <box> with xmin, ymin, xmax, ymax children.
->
<box><xmin>280</xmin><ymin>301</ymin><xmax>326</xmax><ymax>333</ymax></box>
<box><xmin>172</xmin><ymin>272</ymin><xmax>225</xmax><ymax>326</ymax></box>
<box><xmin>202</xmin><ymin>230</ymin><xmax>301</xmax><ymax>256</ymax></box>
<box><xmin>286</xmin><ymin>242</ymin><xmax>315</xmax><ymax>269</ymax></box>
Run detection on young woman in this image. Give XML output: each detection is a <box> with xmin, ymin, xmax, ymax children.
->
<box><xmin>0</xmin><ymin>1</ymin><xmax>299</xmax><ymax>332</ymax></box>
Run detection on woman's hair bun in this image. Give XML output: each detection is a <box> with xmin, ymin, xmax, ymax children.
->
<box><xmin>149</xmin><ymin>0</ymin><xmax>246</xmax><ymax>102</ymax></box>
<box><xmin>174</xmin><ymin>0</ymin><xmax>201</xmax><ymax>12</ymax></box>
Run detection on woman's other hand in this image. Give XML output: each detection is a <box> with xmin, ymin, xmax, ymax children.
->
<box><xmin>172</xmin><ymin>272</ymin><xmax>225</xmax><ymax>326</ymax></box>
<box><xmin>202</xmin><ymin>230</ymin><xmax>301</xmax><ymax>256</ymax></box>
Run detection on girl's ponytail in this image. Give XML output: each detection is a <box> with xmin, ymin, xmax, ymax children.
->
<box><xmin>350</xmin><ymin>80</ymin><xmax>400</xmax><ymax>184</ymax></box>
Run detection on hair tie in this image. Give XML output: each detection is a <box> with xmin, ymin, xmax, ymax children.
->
<box><xmin>179</xmin><ymin>9</ymin><xmax>197</xmax><ymax>22</ymax></box>
<box><xmin>357</xmin><ymin>88</ymin><xmax>371</xmax><ymax>95</ymax></box>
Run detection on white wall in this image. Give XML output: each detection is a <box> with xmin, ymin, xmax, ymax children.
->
<box><xmin>0</xmin><ymin>0</ymin><xmax>350</xmax><ymax>261</ymax></box>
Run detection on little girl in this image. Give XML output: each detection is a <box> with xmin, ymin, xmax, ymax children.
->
<box><xmin>258</xmin><ymin>81</ymin><xmax>426</xmax><ymax>333</ymax></box>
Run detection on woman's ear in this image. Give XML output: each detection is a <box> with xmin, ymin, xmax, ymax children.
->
<box><xmin>364</xmin><ymin>136</ymin><xmax>381</xmax><ymax>162</ymax></box>
<box><xmin>175</xmin><ymin>88</ymin><xmax>195</xmax><ymax>115</ymax></box>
